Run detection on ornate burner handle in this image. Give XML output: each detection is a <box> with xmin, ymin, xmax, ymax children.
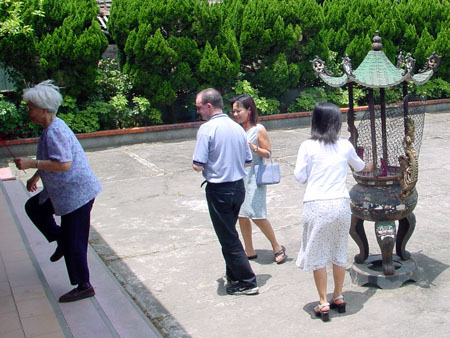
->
<box><xmin>399</xmin><ymin>148</ymin><xmax>418</xmax><ymax>199</ymax></box>
<box><xmin>398</xmin><ymin>120</ymin><xmax>419</xmax><ymax>199</ymax></box>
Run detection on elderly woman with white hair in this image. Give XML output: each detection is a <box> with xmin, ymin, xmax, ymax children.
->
<box><xmin>14</xmin><ymin>80</ymin><xmax>102</xmax><ymax>303</ymax></box>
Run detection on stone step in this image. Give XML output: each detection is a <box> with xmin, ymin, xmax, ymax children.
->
<box><xmin>0</xmin><ymin>179</ymin><xmax>161</xmax><ymax>338</ymax></box>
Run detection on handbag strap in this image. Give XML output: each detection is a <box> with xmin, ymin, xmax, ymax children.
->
<box><xmin>267</xmin><ymin>152</ymin><xmax>276</xmax><ymax>181</ymax></box>
<box><xmin>267</xmin><ymin>152</ymin><xmax>273</xmax><ymax>165</ymax></box>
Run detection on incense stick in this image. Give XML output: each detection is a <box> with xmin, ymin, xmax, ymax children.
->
<box><xmin>0</xmin><ymin>136</ymin><xmax>16</xmax><ymax>159</ymax></box>
<box><xmin>0</xmin><ymin>136</ymin><xmax>27</xmax><ymax>173</ymax></box>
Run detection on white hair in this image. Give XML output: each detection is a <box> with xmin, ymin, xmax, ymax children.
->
<box><xmin>22</xmin><ymin>80</ymin><xmax>63</xmax><ymax>114</ymax></box>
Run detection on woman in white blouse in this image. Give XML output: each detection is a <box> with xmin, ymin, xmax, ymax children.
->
<box><xmin>294</xmin><ymin>102</ymin><xmax>372</xmax><ymax>321</ymax></box>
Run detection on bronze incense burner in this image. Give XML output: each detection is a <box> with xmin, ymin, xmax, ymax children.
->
<box><xmin>311</xmin><ymin>32</ymin><xmax>441</xmax><ymax>288</ymax></box>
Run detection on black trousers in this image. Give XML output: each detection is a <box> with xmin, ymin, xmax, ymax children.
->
<box><xmin>25</xmin><ymin>193</ymin><xmax>94</xmax><ymax>286</ymax></box>
<box><xmin>205</xmin><ymin>180</ymin><xmax>257</xmax><ymax>288</ymax></box>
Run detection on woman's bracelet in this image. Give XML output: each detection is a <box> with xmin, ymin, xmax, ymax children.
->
<box><xmin>36</xmin><ymin>160</ymin><xmax>40</xmax><ymax>169</ymax></box>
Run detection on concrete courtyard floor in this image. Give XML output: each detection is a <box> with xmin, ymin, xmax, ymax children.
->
<box><xmin>13</xmin><ymin>111</ymin><xmax>450</xmax><ymax>337</ymax></box>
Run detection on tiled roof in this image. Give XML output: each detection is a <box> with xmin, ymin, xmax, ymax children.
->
<box><xmin>96</xmin><ymin>0</ymin><xmax>111</xmax><ymax>30</ymax></box>
<box><xmin>97</xmin><ymin>0</ymin><xmax>112</xmax><ymax>9</ymax></box>
<box><xmin>97</xmin><ymin>0</ymin><xmax>112</xmax><ymax>15</ymax></box>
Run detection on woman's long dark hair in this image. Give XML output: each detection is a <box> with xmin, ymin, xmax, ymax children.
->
<box><xmin>310</xmin><ymin>102</ymin><xmax>342</xmax><ymax>144</ymax></box>
<box><xmin>229</xmin><ymin>94</ymin><xmax>259</xmax><ymax>125</ymax></box>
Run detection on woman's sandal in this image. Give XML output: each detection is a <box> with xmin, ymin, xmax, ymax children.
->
<box><xmin>314</xmin><ymin>302</ymin><xmax>330</xmax><ymax>322</ymax></box>
<box><xmin>274</xmin><ymin>245</ymin><xmax>287</xmax><ymax>264</ymax></box>
<box><xmin>329</xmin><ymin>295</ymin><xmax>346</xmax><ymax>313</ymax></box>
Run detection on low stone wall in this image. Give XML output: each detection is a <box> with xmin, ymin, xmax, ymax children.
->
<box><xmin>1</xmin><ymin>99</ymin><xmax>449</xmax><ymax>162</ymax></box>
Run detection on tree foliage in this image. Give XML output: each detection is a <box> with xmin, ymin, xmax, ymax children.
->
<box><xmin>110</xmin><ymin>0</ymin><xmax>206</xmax><ymax>122</ymax></box>
<box><xmin>0</xmin><ymin>0</ymin><xmax>107</xmax><ymax>99</ymax></box>
<box><xmin>1</xmin><ymin>0</ymin><xmax>450</xmax><ymax>137</ymax></box>
<box><xmin>109</xmin><ymin>0</ymin><xmax>329</xmax><ymax>121</ymax></box>
<box><xmin>0</xmin><ymin>0</ymin><xmax>44</xmax><ymax>37</ymax></box>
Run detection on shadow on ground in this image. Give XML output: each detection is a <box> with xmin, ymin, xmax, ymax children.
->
<box><xmin>412</xmin><ymin>251</ymin><xmax>450</xmax><ymax>288</ymax></box>
<box><xmin>300</xmin><ymin>250</ymin><xmax>449</xmax><ymax>321</ymax></box>
<box><xmin>302</xmin><ymin>287</ymin><xmax>378</xmax><ymax>321</ymax></box>
<box><xmin>90</xmin><ymin>227</ymin><xmax>191</xmax><ymax>338</ymax></box>
<box><xmin>215</xmin><ymin>273</ymin><xmax>271</xmax><ymax>296</ymax></box>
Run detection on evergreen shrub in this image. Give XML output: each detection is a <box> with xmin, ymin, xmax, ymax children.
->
<box><xmin>0</xmin><ymin>0</ymin><xmax>108</xmax><ymax>100</ymax></box>
<box><xmin>1</xmin><ymin>0</ymin><xmax>450</xmax><ymax>139</ymax></box>
<box><xmin>0</xmin><ymin>93</ymin><xmax>40</xmax><ymax>139</ymax></box>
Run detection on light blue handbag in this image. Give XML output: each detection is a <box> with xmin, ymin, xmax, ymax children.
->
<box><xmin>255</xmin><ymin>154</ymin><xmax>280</xmax><ymax>185</ymax></box>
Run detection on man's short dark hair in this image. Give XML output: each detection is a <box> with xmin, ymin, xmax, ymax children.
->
<box><xmin>199</xmin><ymin>88</ymin><xmax>223</xmax><ymax>109</ymax></box>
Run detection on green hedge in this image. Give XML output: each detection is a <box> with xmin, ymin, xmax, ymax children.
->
<box><xmin>0</xmin><ymin>0</ymin><xmax>108</xmax><ymax>100</ymax></box>
<box><xmin>108</xmin><ymin>0</ymin><xmax>327</xmax><ymax>122</ymax></box>
<box><xmin>107</xmin><ymin>0</ymin><xmax>449</xmax><ymax>123</ymax></box>
<box><xmin>1</xmin><ymin>0</ymin><xmax>450</xmax><ymax>139</ymax></box>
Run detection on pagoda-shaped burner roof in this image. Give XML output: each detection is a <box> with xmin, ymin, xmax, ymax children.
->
<box><xmin>352</xmin><ymin>50</ymin><xmax>404</xmax><ymax>88</ymax></box>
<box><xmin>311</xmin><ymin>32</ymin><xmax>441</xmax><ymax>89</ymax></box>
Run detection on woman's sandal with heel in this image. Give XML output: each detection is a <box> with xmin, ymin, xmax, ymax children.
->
<box><xmin>329</xmin><ymin>295</ymin><xmax>346</xmax><ymax>313</ymax></box>
<box><xmin>313</xmin><ymin>302</ymin><xmax>330</xmax><ymax>322</ymax></box>
<box><xmin>274</xmin><ymin>245</ymin><xmax>287</xmax><ymax>264</ymax></box>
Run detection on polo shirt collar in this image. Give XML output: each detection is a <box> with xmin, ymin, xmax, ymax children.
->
<box><xmin>209</xmin><ymin>113</ymin><xmax>227</xmax><ymax>121</ymax></box>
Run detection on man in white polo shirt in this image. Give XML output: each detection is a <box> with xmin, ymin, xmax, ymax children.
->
<box><xmin>192</xmin><ymin>88</ymin><xmax>259</xmax><ymax>295</ymax></box>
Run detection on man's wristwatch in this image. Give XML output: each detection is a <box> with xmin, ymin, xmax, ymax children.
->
<box><xmin>253</xmin><ymin>146</ymin><xmax>258</xmax><ymax>153</ymax></box>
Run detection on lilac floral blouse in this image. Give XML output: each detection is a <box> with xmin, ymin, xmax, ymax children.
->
<box><xmin>37</xmin><ymin>117</ymin><xmax>102</xmax><ymax>216</ymax></box>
